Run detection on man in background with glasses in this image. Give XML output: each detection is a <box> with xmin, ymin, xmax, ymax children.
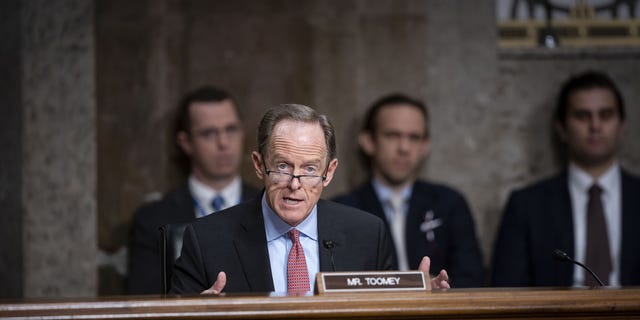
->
<box><xmin>129</xmin><ymin>86</ymin><xmax>259</xmax><ymax>294</ymax></box>
<box><xmin>171</xmin><ymin>104</ymin><xmax>450</xmax><ymax>294</ymax></box>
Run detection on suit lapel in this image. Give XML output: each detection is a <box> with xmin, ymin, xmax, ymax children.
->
<box><xmin>358</xmin><ymin>182</ymin><xmax>387</xmax><ymax>223</ymax></box>
<box><xmin>405</xmin><ymin>182</ymin><xmax>436</xmax><ymax>267</ymax></box>
<box><xmin>233</xmin><ymin>200</ymin><xmax>274</xmax><ymax>292</ymax></box>
<box><xmin>317</xmin><ymin>200</ymin><xmax>347</xmax><ymax>272</ymax></box>
<box><xmin>550</xmin><ymin>172</ymin><xmax>574</xmax><ymax>285</ymax></box>
<box><xmin>620</xmin><ymin>170</ymin><xmax>640</xmax><ymax>284</ymax></box>
<box><xmin>407</xmin><ymin>182</ymin><xmax>430</xmax><ymax>220</ymax></box>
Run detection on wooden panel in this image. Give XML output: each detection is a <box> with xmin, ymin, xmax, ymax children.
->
<box><xmin>1</xmin><ymin>288</ymin><xmax>640</xmax><ymax>319</ymax></box>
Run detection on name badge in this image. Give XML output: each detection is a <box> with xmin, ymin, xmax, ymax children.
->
<box><xmin>316</xmin><ymin>271</ymin><xmax>430</xmax><ymax>294</ymax></box>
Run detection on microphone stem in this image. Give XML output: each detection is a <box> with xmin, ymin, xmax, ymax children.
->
<box><xmin>573</xmin><ymin>260</ymin><xmax>605</xmax><ymax>286</ymax></box>
<box><xmin>329</xmin><ymin>248</ymin><xmax>336</xmax><ymax>272</ymax></box>
<box><xmin>324</xmin><ymin>241</ymin><xmax>337</xmax><ymax>272</ymax></box>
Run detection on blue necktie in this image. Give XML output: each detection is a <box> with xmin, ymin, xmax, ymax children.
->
<box><xmin>211</xmin><ymin>195</ymin><xmax>225</xmax><ymax>212</ymax></box>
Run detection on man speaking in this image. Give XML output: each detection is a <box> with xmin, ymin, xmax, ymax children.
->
<box><xmin>171</xmin><ymin>104</ymin><xmax>450</xmax><ymax>294</ymax></box>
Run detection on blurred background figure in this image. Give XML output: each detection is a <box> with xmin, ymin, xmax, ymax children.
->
<box><xmin>492</xmin><ymin>70</ymin><xmax>640</xmax><ymax>287</ymax></box>
<box><xmin>333</xmin><ymin>94</ymin><xmax>484</xmax><ymax>287</ymax></box>
<box><xmin>128</xmin><ymin>86</ymin><xmax>259</xmax><ymax>294</ymax></box>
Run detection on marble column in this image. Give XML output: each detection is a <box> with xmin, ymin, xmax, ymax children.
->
<box><xmin>21</xmin><ymin>0</ymin><xmax>97</xmax><ymax>297</ymax></box>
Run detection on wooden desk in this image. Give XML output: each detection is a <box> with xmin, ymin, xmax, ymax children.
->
<box><xmin>1</xmin><ymin>287</ymin><xmax>639</xmax><ymax>319</ymax></box>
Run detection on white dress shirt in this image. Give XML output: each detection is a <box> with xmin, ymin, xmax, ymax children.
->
<box><xmin>568</xmin><ymin>162</ymin><xmax>621</xmax><ymax>286</ymax></box>
<box><xmin>188</xmin><ymin>175</ymin><xmax>242</xmax><ymax>217</ymax></box>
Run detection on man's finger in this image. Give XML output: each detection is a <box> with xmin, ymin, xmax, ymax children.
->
<box><xmin>432</xmin><ymin>270</ymin><xmax>450</xmax><ymax>289</ymax></box>
<box><xmin>418</xmin><ymin>256</ymin><xmax>431</xmax><ymax>275</ymax></box>
<box><xmin>201</xmin><ymin>271</ymin><xmax>227</xmax><ymax>295</ymax></box>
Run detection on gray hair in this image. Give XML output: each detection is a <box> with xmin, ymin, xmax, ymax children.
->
<box><xmin>257</xmin><ymin>104</ymin><xmax>337</xmax><ymax>163</ymax></box>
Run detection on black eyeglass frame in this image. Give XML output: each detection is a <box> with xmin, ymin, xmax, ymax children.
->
<box><xmin>262</xmin><ymin>157</ymin><xmax>328</xmax><ymax>186</ymax></box>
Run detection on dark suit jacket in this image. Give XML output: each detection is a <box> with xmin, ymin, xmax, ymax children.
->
<box><xmin>170</xmin><ymin>198</ymin><xmax>396</xmax><ymax>293</ymax></box>
<box><xmin>128</xmin><ymin>183</ymin><xmax>259</xmax><ymax>294</ymax></box>
<box><xmin>491</xmin><ymin>170</ymin><xmax>640</xmax><ymax>287</ymax></box>
<box><xmin>332</xmin><ymin>180</ymin><xmax>485</xmax><ymax>287</ymax></box>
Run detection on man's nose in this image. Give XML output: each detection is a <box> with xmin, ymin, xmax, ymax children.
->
<box><xmin>288</xmin><ymin>175</ymin><xmax>302</xmax><ymax>190</ymax></box>
<box><xmin>216</xmin><ymin>132</ymin><xmax>230</xmax><ymax>148</ymax></box>
<box><xmin>590</xmin><ymin>115</ymin><xmax>603</xmax><ymax>131</ymax></box>
<box><xmin>398</xmin><ymin>136</ymin><xmax>412</xmax><ymax>152</ymax></box>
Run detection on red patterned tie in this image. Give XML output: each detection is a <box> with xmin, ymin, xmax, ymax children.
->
<box><xmin>287</xmin><ymin>229</ymin><xmax>310</xmax><ymax>293</ymax></box>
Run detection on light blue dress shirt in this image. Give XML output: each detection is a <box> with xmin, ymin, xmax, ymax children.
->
<box><xmin>261</xmin><ymin>194</ymin><xmax>319</xmax><ymax>293</ymax></box>
<box><xmin>371</xmin><ymin>179</ymin><xmax>413</xmax><ymax>224</ymax></box>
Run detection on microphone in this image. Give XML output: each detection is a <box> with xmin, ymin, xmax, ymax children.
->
<box><xmin>323</xmin><ymin>240</ymin><xmax>336</xmax><ymax>271</ymax></box>
<box><xmin>552</xmin><ymin>249</ymin><xmax>604</xmax><ymax>286</ymax></box>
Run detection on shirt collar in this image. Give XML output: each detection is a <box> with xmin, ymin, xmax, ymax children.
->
<box><xmin>261</xmin><ymin>193</ymin><xmax>318</xmax><ymax>242</ymax></box>
<box><xmin>371</xmin><ymin>178</ymin><xmax>413</xmax><ymax>204</ymax></box>
<box><xmin>568</xmin><ymin>162</ymin><xmax>620</xmax><ymax>195</ymax></box>
<box><xmin>189</xmin><ymin>175</ymin><xmax>242</xmax><ymax>210</ymax></box>
<box><xmin>599</xmin><ymin>162</ymin><xmax>621</xmax><ymax>196</ymax></box>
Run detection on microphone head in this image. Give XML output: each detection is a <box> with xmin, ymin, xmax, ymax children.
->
<box><xmin>552</xmin><ymin>249</ymin><xmax>571</xmax><ymax>262</ymax></box>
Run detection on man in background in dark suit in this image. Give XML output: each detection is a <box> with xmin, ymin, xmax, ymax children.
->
<box><xmin>492</xmin><ymin>70</ymin><xmax>640</xmax><ymax>287</ymax></box>
<box><xmin>171</xmin><ymin>104</ymin><xmax>451</xmax><ymax>294</ymax></box>
<box><xmin>333</xmin><ymin>94</ymin><xmax>484</xmax><ymax>288</ymax></box>
<box><xmin>128</xmin><ymin>86</ymin><xmax>259</xmax><ymax>294</ymax></box>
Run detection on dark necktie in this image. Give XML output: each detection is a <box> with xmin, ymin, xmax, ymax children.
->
<box><xmin>286</xmin><ymin>229</ymin><xmax>310</xmax><ymax>293</ymax></box>
<box><xmin>211</xmin><ymin>195</ymin><xmax>225</xmax><ymax>212</ymax></box>
<box><xmin>585</xmin><ymin>184</ymin><xmax>612</xmax><ymax>286</ymax></box>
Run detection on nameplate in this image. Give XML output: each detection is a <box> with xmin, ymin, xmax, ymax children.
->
<box><xmin>316</xmin><ymin>271</ymin><xmax>429</xmax><ymax>294</ymax></box>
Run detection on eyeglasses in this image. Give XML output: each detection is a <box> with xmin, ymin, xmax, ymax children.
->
<box><xmin>263</xmin><ymin>163</ymin><xmax>327</xmax><ymax>187</ymax></box>
<box><xmin>192</xmin><ymin>124</ymin><xmax>241</xmax><ymax>140</ymax></box>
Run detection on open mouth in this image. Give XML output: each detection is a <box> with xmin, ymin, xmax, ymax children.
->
<box><xmin>283</xmin><ymin>196</ymin><xmax>303</xmax><ymax>205</ymax></box>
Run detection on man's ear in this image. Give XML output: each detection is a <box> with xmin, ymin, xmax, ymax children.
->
<box><xmin>251</xmin><ymin>151</ymin><xmax>265</xmax><ymax>180</ymax></box>
<box><xmin>176</xmin><ymin>131</ymin><xmax>193</xmax><ymax>156</ymax></box>
<box><xmin>358</xmin><ymin>131</ymin><xmax>375</xmax><ymax>156</ymax></box>
<box><xmin>322</xmin><ymin>158</ymin><xmax>339</xmax><ymax>187</ymax></box>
